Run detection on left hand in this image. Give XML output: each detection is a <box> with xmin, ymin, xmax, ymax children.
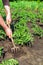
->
<box><xmin>5</xmin><ymin>26</ymin><xmax>12</xmax><ymax>38</ymax></box>
<box><xmin>6</xmin><ymin>14</ymin><xmax>12</xmax><ymax>25</ymax></box>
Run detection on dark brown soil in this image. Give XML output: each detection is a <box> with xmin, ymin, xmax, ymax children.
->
<box><xmin>0</xmin><ymin>36</ymin><xmax>43</xmax><ymax>65</ymax></box>
<box><xmin>0</xmin><ymin>22</ymin><xmax>43</xmax><ymax>65</ymax></box>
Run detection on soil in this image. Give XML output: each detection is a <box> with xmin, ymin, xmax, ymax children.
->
<box><xmin>0</xmin><ymin>22</ymin><xmax>43</xmax><ymax>65</ymax></box>
<box><xmin>0</xmin><ymin>36</ymin><xmax>43</xmax><ymax>65</ymax></box>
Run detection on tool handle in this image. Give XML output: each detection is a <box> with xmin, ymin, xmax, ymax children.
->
<box><xmin>11</xmin><ymin>37</ymin><xmax>16</xmax><ymax>47</ymax></box>
<box><xmin>7</xmin><ymin>24</ymin><xmax>10</xmax><ymax>28</ymax></box>
<box><xmin>7</xmin><ymin>24</ymin><xmax>16</xmax><ymax>47</ymax></box>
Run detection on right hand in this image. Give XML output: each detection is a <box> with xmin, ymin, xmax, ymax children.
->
<box><xmin>5</xmin><ymin>27</ymin><xmax>12</xmax><ymax>38</ymax></box>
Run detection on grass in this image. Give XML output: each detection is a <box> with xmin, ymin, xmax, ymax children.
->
<box><xmin>0</xmin><ymin>1</ymin><xmax>43</xmax><ymax>64</ymax></box>
<box><xmin>0</xmin><ymin>1</ymin><xmax>43</xmax><ymax>45</ymax></box>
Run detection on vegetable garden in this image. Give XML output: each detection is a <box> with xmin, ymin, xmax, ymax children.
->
<box><xmin>0</xmin><ymin>0</ymin><xmax>43</xmax><ymax>65</ymax></box>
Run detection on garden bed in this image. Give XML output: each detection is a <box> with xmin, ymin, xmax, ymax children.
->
<box><xmin>0</xmin><ymin>1</ymin><xmax>43</xmax><ymax>65</ymax></box>
<box><xmin>0</xmin><ymin>35</ymin><xmax>43</xmax><ymax>65</ymax></box>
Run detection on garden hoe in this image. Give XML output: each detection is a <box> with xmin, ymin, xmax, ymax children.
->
<box><xmin>10</xmin><ymin>37</ymin><xmax>20</xmax><ymax>53</ymax></box>
<box><xmin>7</xmin><ymin>24</ymin><xmax>20</xmax><ymax>53</ymax></box>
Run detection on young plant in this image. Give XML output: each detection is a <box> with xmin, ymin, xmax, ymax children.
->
<box><xmin>0</xmin><ymin>47</ymin><xmax>4</xmax><ymax>57</ymax></box>
<box><xmin>12</xmin><ymin>21</ymin><xmax>33</xmax><ymax>45</ymax></box>
<box><xmin>32</xmin><ymin>24</ymin><xmax>43</xmax><ymax>38</ymax></box>
<box><xmin>0</xmin><ymin>59</ymin><xmax>19</xmax><ymax>65</ymax></box>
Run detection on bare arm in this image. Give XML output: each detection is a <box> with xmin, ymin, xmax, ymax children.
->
<box><xmin>0</xmin><ymin>16</ymin><xmax>12</xmax><ymax>38</ymax></box>
<box><xmin>0</xmin><ymin>16</ymin><xmax>7</xmax><ymax>30</ymax></box>
<box><xmin>0</xmin><ymin>0</ymin><xmax>12</xmax><ymax>38</ymax></box>
<box><xmin>2</xmin><ymin>0</ymin><xmax>10</xmax><ymax>15</ymax></box>
<box><xmin>2</xmin><ymin>0</ymin><xmax>11</xmax><ymax>25</ymax></box>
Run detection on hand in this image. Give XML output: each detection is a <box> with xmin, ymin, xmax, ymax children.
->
<box><xmin>6</xmin><ymin>14</ymin><xmax>12</xmax><ymax>25</ymax></box>
<box><xmin>5</xmin><ymin>26</ymin><xmax>12</xmax><ymax>38</ymax></box>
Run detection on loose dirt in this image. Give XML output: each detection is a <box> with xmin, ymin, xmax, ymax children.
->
<box><xmin>0</xmin><ymin>36</ymin><xmax>43</xmax><ymax>65</ymax></box>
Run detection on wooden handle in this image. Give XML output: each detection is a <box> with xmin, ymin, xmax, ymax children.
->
<box><xmin>11</xmin><ymin>37</ymin><xmax>16</xmax><ymax>47</ymax></box>
<box><xmin>7</xmin><ymin>24</ymin><xmax>10</xmax><ymax>28</ymax></box>
<box><xmin>7</xmin><ymin>24</ymin><xmax>16</xmax><ymax>47</ymax></box>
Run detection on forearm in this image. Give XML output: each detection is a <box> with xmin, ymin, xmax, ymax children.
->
<box><xmin>4</xmin><ymin>5</ymin><xmax>11</xmax><ymax>16</ymax></box>
<box><xmin>2</xmin><ymin>0</ymin><xmax>11</xmax><ymax>16</ymax></box>
<box><xmin>0</xmin><ymin>16</ymin><xmax>12</xmax><ymax>38</ymax></box>
<box><xmin>2</xmin><ymin>0</ymin><xmax>11</xmax><ymax>25</ymax></box>
<box><xmin>0</xmin><ymin>16</ymin><xmax>7</xmax><ymax>30</ymax></box>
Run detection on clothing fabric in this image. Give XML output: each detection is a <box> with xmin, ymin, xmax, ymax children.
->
<box><xmin>2</xmin><ymin>0</ymin><xmax>9</xmax><ymax>5</ymax></box>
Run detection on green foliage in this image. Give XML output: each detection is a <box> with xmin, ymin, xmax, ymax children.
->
<box><xmin>9</xmin><ymin>0</ymin><xmax>41</xmax><ymax>2</ymax></box>
<box><xmin>12</xmin><ymin>21</ymin><xmax>33</xmax><ymax>45</ymax></box>
<box><xmin>10</xmin><ymin>1</ymin><xmax>43</xmax><ymax>23</ymax></box>
<box><xmin>0</xmin><ymin>0</ymin><xmax>5</xmax><ymax>16</ymax></box>
<box><xmin>0</xmin><ymin>1</ymin><xmax>43</xmax><ymax>45</ymax></box>
<box><xmin>0</xmin><ymin>59</ymin><xmax>19</xmax><ymax>65</ymax></box>
<box><xmin>0</xmin><ymin>47</ymin><xmax>4</xmax><ymax>57</ymax></box>
<box><xmin>10</xmin><ymin>1</ymin><xmax>43</xmax><ymax>40</ymax></box>
<box><xmin>0</xmin><ymin>27</ymin><xmax>6</xmax><ymax>39</ymax></box>
<box><xmin>32</xmin><ymin>24</ymin><xmax>43</xmax><ymax>37</ymax></box>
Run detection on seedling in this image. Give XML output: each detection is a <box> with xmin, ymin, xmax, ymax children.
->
<box><xmin>0</xmin><ymin>59</ymin><xmax>19</xmax><ymax>65</ymax></box>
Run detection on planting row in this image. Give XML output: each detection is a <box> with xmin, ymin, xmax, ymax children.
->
<box><xmin>0</xmin><ymin>1</ymin><xmax>43</xmax><ymax>45</ymax></box>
